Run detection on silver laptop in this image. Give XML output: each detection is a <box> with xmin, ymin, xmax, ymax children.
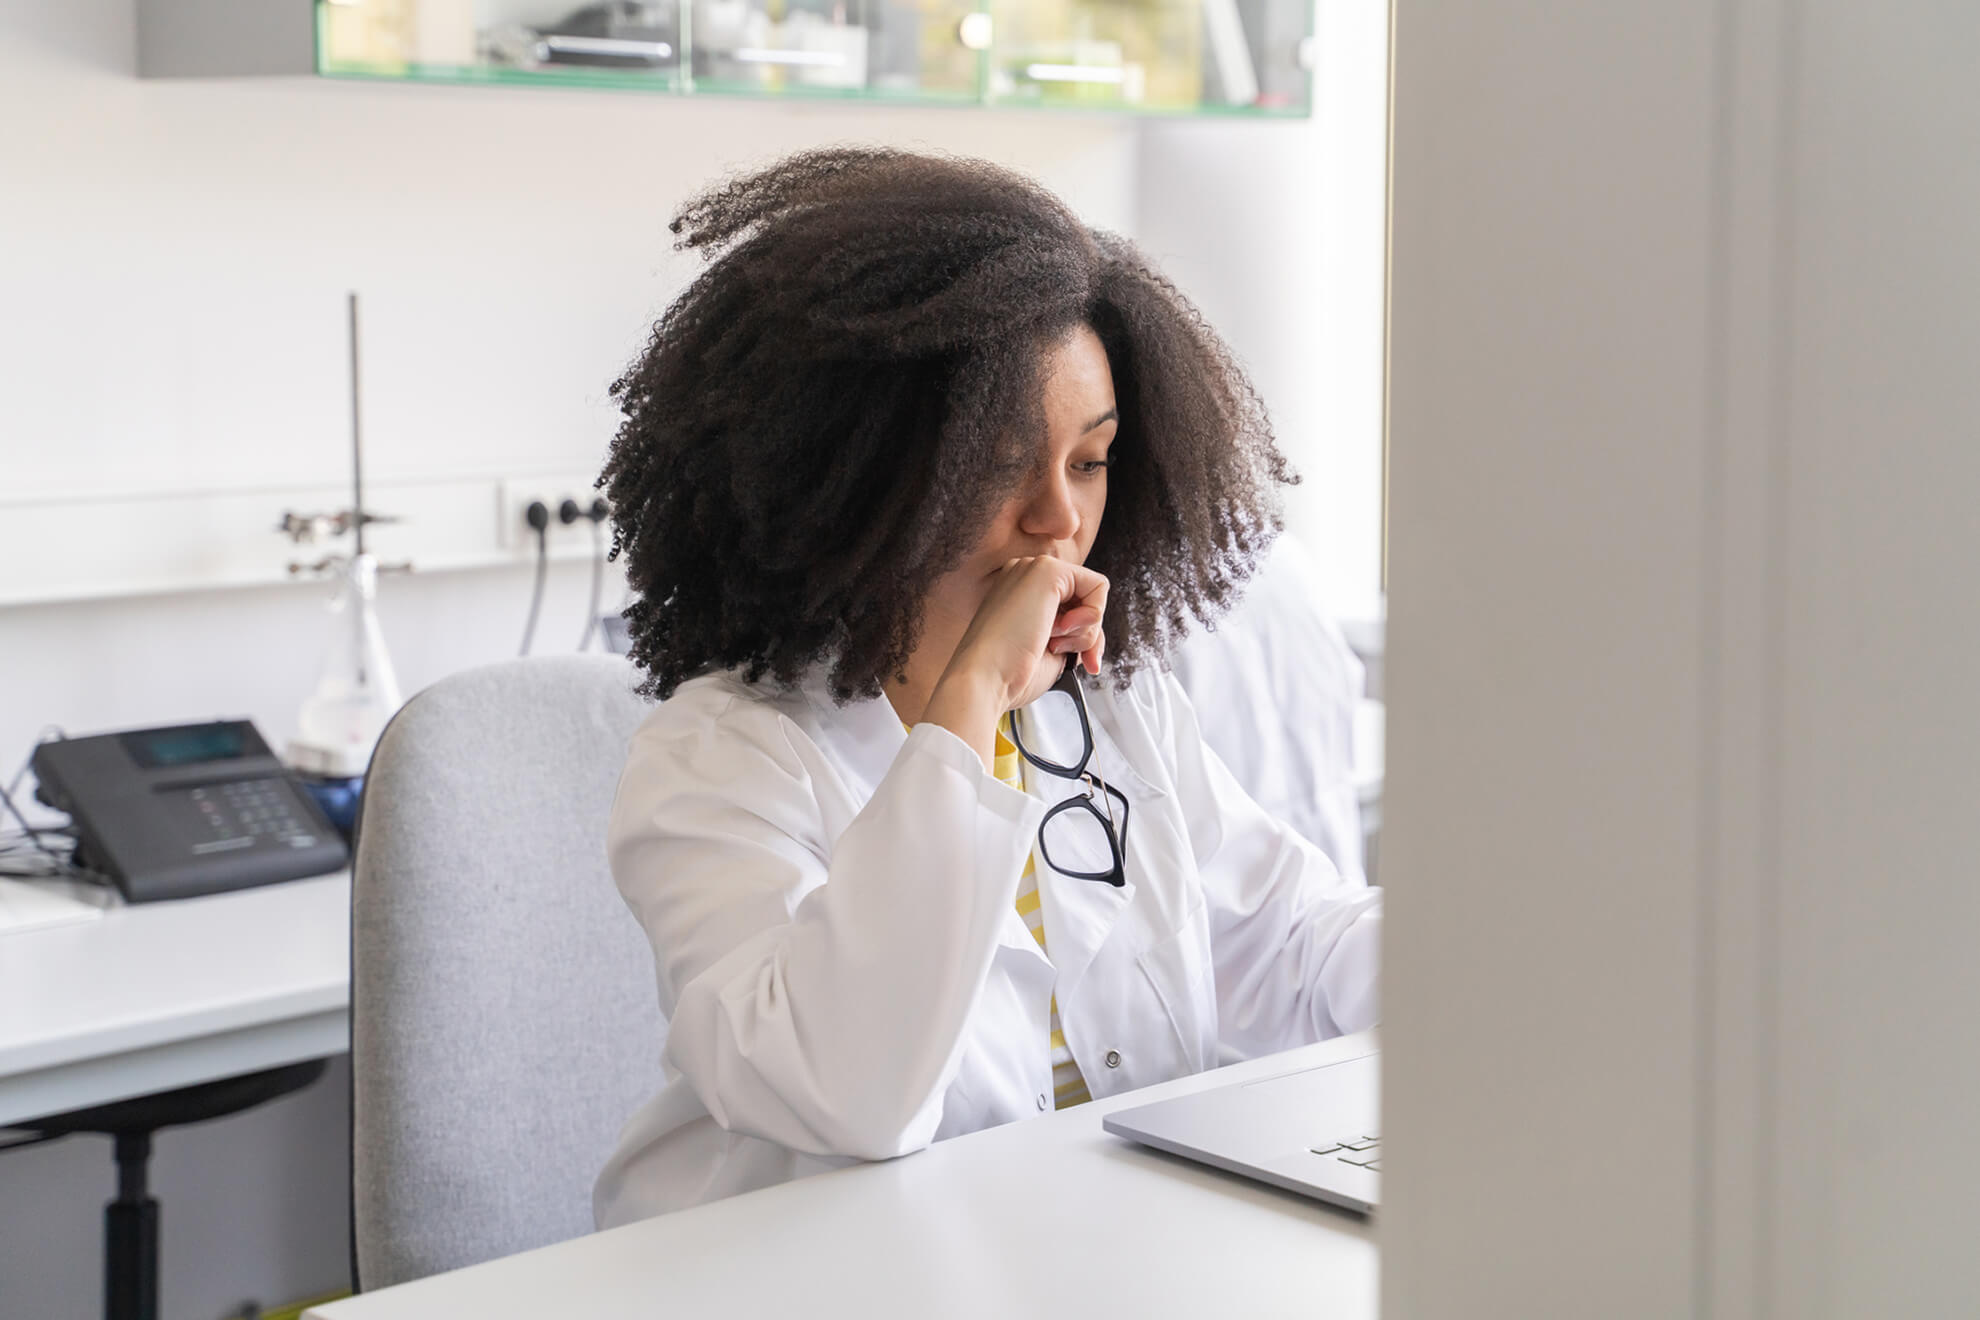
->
<box><xmin>1101</xmin><ymin>1042</ymin><xmax>1381</xmax><ymax>1214</ymax></box>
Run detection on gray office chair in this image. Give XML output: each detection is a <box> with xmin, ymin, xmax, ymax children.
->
<box><xmin>350</xmin><ymin>654</ymin><xmax>663</xmax><ymax>1290</ymax></box>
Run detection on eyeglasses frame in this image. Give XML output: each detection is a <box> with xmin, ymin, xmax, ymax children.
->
<box><xmin>1006</xmin><ymin>660</ymin><xmax>1131</xmax><ymax>888</ymax></box>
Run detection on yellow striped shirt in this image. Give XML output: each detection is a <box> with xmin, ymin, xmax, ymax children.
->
<box><xmin>994</xmin><ymin>718</ymin><xmax>1092</xmax><ymax>1109</ymax></box>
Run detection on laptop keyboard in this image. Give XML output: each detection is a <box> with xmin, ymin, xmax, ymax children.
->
<box><xmin>1311</xmin><ymin>1133</ymin><xmax>1380</xmax><ymax>1172</ymax></box>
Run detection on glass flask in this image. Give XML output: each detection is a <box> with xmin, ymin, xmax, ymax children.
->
<box><xmin>288</xmin><ymin>554</ymin><xmax>404</xmax><ymax>778</ymax></box>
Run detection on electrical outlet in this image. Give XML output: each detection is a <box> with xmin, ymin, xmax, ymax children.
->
<box><xmin>497</xmin><ymin>473</ymin><xmax>607</xmax><ymax>553</ymax></box>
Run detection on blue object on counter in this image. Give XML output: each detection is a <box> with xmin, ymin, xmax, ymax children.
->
<box><xmin>298</xmin><ymin>775</ymin><xmax>363</xmax><ymax>844</ymax></box>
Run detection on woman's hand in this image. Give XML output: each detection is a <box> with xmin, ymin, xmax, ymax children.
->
<box><xmin>963</xmin><ymin>556</ymin><xmax>1110</xmax><ymax>705</ymax></box>
<box><xmin>920</xmin><ymin>557</ymin><xmax>1109</xmax><ymax>768</ymax></box>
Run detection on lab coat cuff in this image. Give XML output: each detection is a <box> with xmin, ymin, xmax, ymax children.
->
<box><xmin>903</xmin><ymin>722</ymin><xmax>1042</xmax><ymax>829</ymax></box>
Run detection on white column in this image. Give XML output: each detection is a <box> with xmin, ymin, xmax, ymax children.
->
<box><xmin>1384</xmin><ymin>0</ymin><xmax>1980</xmax><ymax>1314</ymax></box>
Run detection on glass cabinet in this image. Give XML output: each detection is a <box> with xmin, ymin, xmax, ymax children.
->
<box><xmin>279</xmin><ymin>1</ymin><xmax>1312</xmax><ymax>115</ymax></box>
<box><xmin>687</xmin><ymin>2</ymin><xmax>985</xmax><ymax>102</ymax></box>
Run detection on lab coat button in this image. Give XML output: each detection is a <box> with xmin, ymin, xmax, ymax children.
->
<box><xmin>1105</xmin><ymin>1050</ymin><xmax>1121</xmax><ymax>1068</ymax></box>
<box><xmin>1036</xmin><ymin>1093</ymin><xmax>1049</xmax><ymax>1111</ymax></box>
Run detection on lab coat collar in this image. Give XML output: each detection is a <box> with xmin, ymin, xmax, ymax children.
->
<box><xmin>794</xmin><ymin>667</ymin><xmax>909</xmax><ymax>806</ymax></box>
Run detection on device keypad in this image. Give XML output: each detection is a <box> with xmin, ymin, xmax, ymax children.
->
<box><xmin>188</xmin><ymin>779</ymin><xmax>309</xmax><ymax>846</ymax></box>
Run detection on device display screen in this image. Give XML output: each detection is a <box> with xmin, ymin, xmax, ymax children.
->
<box><xmin>121</xmin><ymin>724</ymin><xmax>259</xmax><ymax>769</ymax></box>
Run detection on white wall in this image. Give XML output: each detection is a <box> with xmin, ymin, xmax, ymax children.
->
<box><xmin>0</xmin><ymin>0</ymin><xmax>1142</xmax><ymax>797</ymax></box>
<box><xmin>1136</xmin><ymin>0</ymin><xmax>1391</xmax><ymax>620</ymax></box>
<box><xmin>0</xmin><ymin>0</ymin><xmax>1137</xmax><ymax>609</ymax></box>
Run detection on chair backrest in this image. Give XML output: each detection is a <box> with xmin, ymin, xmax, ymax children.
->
<box><xmin>350</xmin><ymin>654</ymin><xmax>662</xmax><ymax>1290</ymax></box>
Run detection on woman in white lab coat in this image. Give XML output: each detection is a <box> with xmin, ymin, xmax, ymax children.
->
<box><xmin>593</xmin><ymin>149</ymin><xmax>1381</xmax><ymax>1227</ymax></box>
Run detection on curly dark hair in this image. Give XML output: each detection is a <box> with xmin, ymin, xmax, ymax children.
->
<box><xmin>601</xmin><ymin>147</ymin><xmax>1294</xmax><ymax>703</ymax></box>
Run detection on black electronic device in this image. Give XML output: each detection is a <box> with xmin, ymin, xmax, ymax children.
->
<box><xmin>30</xmin><ymin>720</ymin><xmax>350</xmax><ymax>903</ymax></box>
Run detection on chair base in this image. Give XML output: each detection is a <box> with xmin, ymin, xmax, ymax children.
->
<box><xmin>106</xmin><ymin>1139</ymin><xmax>159</xmax><ymax>1320</ymax></box>
<box><xmin>32</xmin><ymin>1059</ymin><xmax>329</xmax><ymax>1320</ymax></box>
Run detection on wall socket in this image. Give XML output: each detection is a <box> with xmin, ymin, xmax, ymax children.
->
<box><xmin>496</xmin><ymin>473</ymin><xmax>609</xmax><ymax>554</ymax></box>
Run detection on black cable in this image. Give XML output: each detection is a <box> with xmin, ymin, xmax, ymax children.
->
<box><xmin>0</xmin><ymin>824</ymin><xmax>77</xmax><ymax>871</ymax></box>
<box><xmin>5</xmin><ymin>725</ymin><xmax>61</xmax><ymax>803</ymax></box>
<box><xmin>0</xmin><ymin>776</ymin><xmax>57</xmax><ymax>859</ymax></box>
<box><xmin>0</xmin><ymin>824</ymin><xmax>113</xmax><ymax>890</ymax></box>
<box><xmin>0</xmin><ymin>790</ymin><xmax>70</xmax><ymax>875</ymax></box>
<box><xmin>578</xmin><ymin>519</ymin><xmax>606</xmax><ymax>652</ymax></box>
<box><xmin>518</xmin><ymin>503</ymin><xmax>550</xmax><ymax>657</ymax></box>
<box><xmin>0</xmin><ymin>729</ymin><xmax>112</xmax><ymax>888</ymax></box>
<box><xmin>1</xmin><ymin>725</ymin><xmax>64</xmax><ymax>849</ymax></box>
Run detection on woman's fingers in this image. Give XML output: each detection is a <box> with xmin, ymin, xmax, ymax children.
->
<box><xmin>1057</xmin><ymin>563</ymin><xmax>1108</xmax><ymax>675</ymax></box>
<box><xmin>1047</xmin><ymin>562</ymin><xmax>1108</xmax><ymax>675</ymax></box>
<box><xmin>953</xmin><ymin>556</ymin><xmax>1111</xmax><ymax>705</ymax></box>
<box><xmin>1048</xmin><ymin>622</ymin><xmax>1103</xmax><ymax>654</ymax></box>
<box><xmin>1051</xmin><ymin>604</ymin><xmax>1102</xmax><ymax>637</ymax></box>
<box><xmin>1053</xmin><ymin>631</ymin><xmax>1104</xmax><ymax>673</ymax></box>
<box><xmin>1063</xmin><ymin>562</ymin><xmax>1109</xmax><ymax>612</ymax></box>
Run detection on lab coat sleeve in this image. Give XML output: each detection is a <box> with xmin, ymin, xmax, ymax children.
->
<box><xmin>609</xmin><ymin>695</ymin><xmax>1042</xmax><ymax>1161</ymax></box>
<box><xmin>1156</xmin><ymin>673</ymin><xmax>1382</xmax><ymax>1051</ymax></box>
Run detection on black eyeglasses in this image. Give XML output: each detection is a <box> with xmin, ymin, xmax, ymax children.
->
<box><xmin>1006</xmin><ymin>660</ymin><xmax>1130</xmax><ymax>888</ymax></box>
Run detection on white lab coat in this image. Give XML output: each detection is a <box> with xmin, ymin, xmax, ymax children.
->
<box><xmin>1171</xmin><ymin>535</ymin><xmax>1369</xmax><ymax>886</ymax></box>
<box><xmin>593</xmin><ymin>661</ymin><xmax>1381</xmax><ymax>1229</ymax></box>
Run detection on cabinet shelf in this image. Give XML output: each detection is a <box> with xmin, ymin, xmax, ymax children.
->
<box><xmin>138</xmin><ymin>1</ymin><xmax>1314</xmax><ymax>119</ymax></box>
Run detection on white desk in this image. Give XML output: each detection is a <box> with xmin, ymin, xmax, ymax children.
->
<box><xmin>309</xmin><ymin>1034</ymin><xmax>1379</xmax><ymax>1320</ymax></box>
<box><xmin>0</xmin><ymin>872</ymin><xmax>350</xmax><ymax>1127</ymax></box>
